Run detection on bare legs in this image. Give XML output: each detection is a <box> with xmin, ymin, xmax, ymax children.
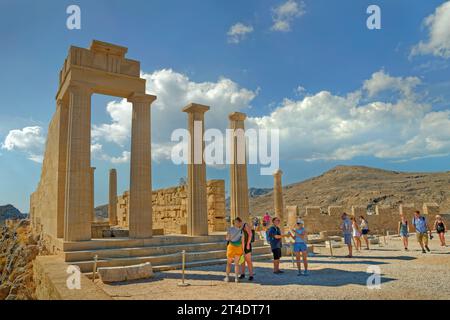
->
<box><xmin>402</xmin><ymin>236</ymin><xmax>409</xmax><ymax>250</ymax></box>
<box><xmin>295</xmin><ymin>251</ymin><xmax>308</xmax><ymax>274</ymax></box>
<box><xmin>439</xmin><ymin>233</ymin><xmax>446</xmax><ymax>246</ymax></box>
<box><xmin>240</xmin><ymin>253</ymin><xmax>254</xmax><ymax>277</ymax></box>
<box><xmin>362</xmin><ymin>234</ymin><xmax>370</xmax><ymax>250</ymax></box>
<box><xmin>225</xmin><ymin>256</ymin><xmax>240</xmax><ymax>281</ymax></box>
<box><xmin>354</xmin><ymin>236</ymin><xmax>362</xmax><ymax>251</ymax></box>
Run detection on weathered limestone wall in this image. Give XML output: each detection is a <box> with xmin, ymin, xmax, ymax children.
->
<box><xmin>116</xmin><ymin>180</ymin><xmax>226</xmax><ymax>234</ymax></box>
<box><xmin>30</xmin><ymin>107</ymin><xmax>64</xmax><ymax>239</ymax></box>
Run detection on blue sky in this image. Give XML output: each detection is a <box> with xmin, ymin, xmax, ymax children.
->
<box><xmin>1</xmin><ymin>0</ymin><xmax>450</xmax><ymax>212</ymax></box>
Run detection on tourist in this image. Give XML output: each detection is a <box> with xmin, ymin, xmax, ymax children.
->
<box><xmin>351</xmin><ymin>216</ymin><xmax>362</xmax><ymax>251</ymax></box>
<box><xmin>239</xmin><ymin>220</ymin><xmax>255</xmax><ymax>281</ymax></box>
<box><xmin>359</xmin><ymin>215</ymin><xmax>370</xmax><ymax>250</ymax></box>
<box><xmin>434</xmin><ymin>215</ymin><xmax>447</xmax><ymax>247</ymax></box>
<box><xmin>412</xmin><ymin>211</ymin><xmax>431</xmax><ymax>253</ymax></box>
<box><xmin>263</xmin><ymin>212</ymin><xmax>271</xmax><ymax>228</ymax></box>
<box><xmin>398</xmin><ymin>214</ymin><xmax>410</xmax><ymax>251</ymax></box>
<box><xmin>340</xmin><ymin>213</ymin><xmax>353</xmax><ymax>258</ymax></box>
<box><xmin>289</xmin><ymin>219</ymin><xmax>309</xmax><ymax>276</ymax></box>
<box><xmin>268</xmin><ymin>217</ymin><xmax>290</xmax><ymax>274</ymax></box>
<box><xmin>224</xmin><ymin>217</ymin><xmax>245</xmax><ymax>283</ymax></box>
<box><xmin>252</xmin><ymin>216</ymin><xmax>260</xmax><ymax>231</ymax></box>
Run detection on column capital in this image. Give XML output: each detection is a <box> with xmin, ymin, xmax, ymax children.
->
<box><xmin>182</xmin><ymin>103</ymin><xmax>210</xmax><ymax>114</ymax></box>
<box><xmin>127</xmin><ymin>92</ymin><xmax>157</xmax><ymax>104</ymax></box>
<box><xmin>229</xmin><ymin>112</ymin><xmax>247</xmax><ymax>122</ymax></box>
<box><xmin>273</xmin><ymin>169</ymin><xmax>283</xmax><ymax>177</ymax></box>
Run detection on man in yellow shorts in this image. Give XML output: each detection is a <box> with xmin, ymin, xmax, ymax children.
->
<box><xmin>225</xmin><ymin>217</ymin><xmax>244</xmax><ymax>283</ymax></box>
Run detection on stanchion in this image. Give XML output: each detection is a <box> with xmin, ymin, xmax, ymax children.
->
<box><xmin>92</xmin><ymin>254</ymin><xmax>98</xmax><ymax>282</ymax></box>
<box><xmin>178</xmin><ymin>250</ymin><xmax>190</xmax><ymax>287</ymax></box>
<box><xmin>327</xmin><ymin>239</ymin><xmax>334</xmax><ymax>257</ymax></box>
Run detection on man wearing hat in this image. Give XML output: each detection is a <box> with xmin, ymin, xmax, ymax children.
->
<box><xmin>289</xmin><ymin>219</ymin><xmax>309</xmax><ymax>276</ymax></box>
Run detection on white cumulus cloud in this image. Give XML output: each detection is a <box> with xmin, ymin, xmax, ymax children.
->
<box><xmin>271</xmin><ymin>0</ymin><xmax>306</xmax><ymax>32</ymax></box>
<box><xmin>227</xmin><ymin>23</ymin><xmax>254</xmax><ymax>44</ymax></box>
<box><xmin>248</xmin><ymin>69</ymin><xmax>450</xmax><ymax>162</ymax></box>
<box><xmin>92</xmin><ymin>69</ymin><xmax>258</xmax><ymax>163</ymax></box>
<box><xmin>1</xmin><ymin>126</ymin><xmax>45</xmax><ymax>163</ymax></box>
<box><xmin>411</xmin><ymin>1</ymin><xmax>450</xmax><ymax>58</ymax></box>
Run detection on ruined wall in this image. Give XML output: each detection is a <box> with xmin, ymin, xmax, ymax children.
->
<box><xmin>30</xmin><ymin>105</ymin><xmax>66</xmax><ymax>239</ymax></box>
<box><xmin>285</xmin><ymin>203</ymin><xmax>445</xmax><ymax>235</ymax></box>
<box><xmin>116</xmin><ymin>180</ymin><xmax>226</xmax><ymax>234</ymax></box>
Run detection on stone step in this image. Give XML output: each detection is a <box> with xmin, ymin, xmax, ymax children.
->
<box><xmin>73</xmin><ymin>245</ymin><xmax>272</xmax><ymax>273</ymax></box>
<box><xmin>65</xmin><ymin>240</ymin><xmax>265</xmax><ymax>262</ymax></box>
<box><xmin>62</xmin><ymin>234</ymin><xmax>227</xmax><ymax>252</ymax></box>
<box><xmin>85</xmin><ymin>252</ymin><xmax>274</xmax><ymax>278</ymax></box>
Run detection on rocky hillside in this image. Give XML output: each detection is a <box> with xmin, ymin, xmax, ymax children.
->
<box><xmin>0</xmin><ymin>205</ymin><xmax>27</xmax><ymax>225</ymax></box>
<box><xmin>0</xmin><ymin>219</ymin><xmax>45</xmax><ymax>300</ymax></box>
<box><xmin>249</xmin><ymin>165</ymin><xmax>450</xmax><ymax>215</ymax></box>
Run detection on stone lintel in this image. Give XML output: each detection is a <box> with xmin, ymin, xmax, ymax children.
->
<box><xmin>229</xmin><ymin>112</ymin><xmax>247</xmax><ymax>121</ymax></box>
<box><xmin>182</xmin><ymin>103</ymin><xmax>210</xmax><ymax>114</ymax></box>
<box><xmin>90</xmin><ymin>40</ymin><xmax>128</xmax><ymax>57</ymax></box>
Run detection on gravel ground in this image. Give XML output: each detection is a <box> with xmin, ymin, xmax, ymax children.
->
<box><xmin>96</xmin><ymin>234</ymin><xmax>450</xmax><ymax>300</ymax></box>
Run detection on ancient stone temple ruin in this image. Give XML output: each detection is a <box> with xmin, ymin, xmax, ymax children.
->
<box><xmin>28</xmin><ymin>41</ymin><xmax>257</xmax><ymax>276</ymax></box>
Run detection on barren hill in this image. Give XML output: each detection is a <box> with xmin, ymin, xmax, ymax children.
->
<box><xmin>249</xmin><ymin>166</ymin><xmax>450</xmax><ymax>215</ymax></box>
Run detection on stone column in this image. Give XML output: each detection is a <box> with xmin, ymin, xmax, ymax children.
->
<box><xmin>109</xmin><ymin>168</ymin><xmax>118</xmax><ymax>226</ymax></box>
<box><xmin>128</xmin><ymin>93</ymin><xmax>156</xmax><ymax>239</ymax></box>
<box><xmin>56</xmin><ymin>98</ymin><xmax>68</xmax><ymax>239</ymax></box>
<box><xmin>90</xmin><ymin>167</ymin><xmax>96</xmax><ymax>223</ymax></box>
<box><xmin>229</xmin><ymin>112</ymin><xmax>249</xmax><ymax>223</ymax></box>
<box><xmin>64</xmin><ymin>82</ymin><xmax>93</xmax><ymax>241</ymax></box>
<box><xmin>273</xmin><ymin>169</ymin><xmax>285</xmax><ymax>228</ymax></box>
<box><xmin>183</xmin><ymin>103</ymin><xmax>210</xmax><ymax>236</ymax></box>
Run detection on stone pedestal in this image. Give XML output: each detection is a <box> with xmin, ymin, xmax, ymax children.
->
<box><xmin>273</xmin><ymin>169</ymin><xmax>285</xmax><ymax>227</ymax></box>
<box><xmin>109</xmin><ymin>169</ymin><xmax>118</xmax><ymax>226</ymax></box>
<box><xmin>128</xmin><ymin>93</ymin><xmax>156</xmax><ymax>239</ymax></box>
<box><xmin>183</xmin><ymin>103</ymin><xmax>210</xmax><ymax>236</ymax></box>
<box><xmin>229</xmin><ymin>112</ymin><xmax>249</xmax><ymax>223</ymax></box>
<box><xmin>64</xmin><ymin>83</ymin><xmax>93</xmax><ymax>241</ymax></box>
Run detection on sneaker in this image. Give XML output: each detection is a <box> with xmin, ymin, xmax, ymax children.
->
<box><xmin>422</xmin><ymin>249</ymin><xmax>426</xmax><ymax>254</ymax></box>
<box><xmin>248</xmin><ymin>276</ymin><xmax>254</xmax><ymax>281</ymax></box>
<box><xmin>303</xmin><ymin>270</ymin><xmax>309</xmax><ymax>276</ymax></box>
<box><xmin>425</xmin><ymin>246</ymin><xmax>431</xmax><ymax>252</ymax></box>
<box><xmin>297</xmin><ymin>272</ymin><xmax>302</xmax><ymax>276</ymax></box>
<box><xmin>273</xmin><ymin>270</ymin><xmax>284</xmax><ymax>274</ymax></box>
<box><xmin>238</xmin><ymin>274</ymin><xmax>245</xmax><ymax>280</ymax></box>
<box><xmin>405</xmin><ymin>247</ymin><xmax>408</xmax><ymax>251</ymax></box>
<box><xmin>235</xmin><ymin>277</ymin><xmax>239</xmax><ymax>283</ymax></box>
<box><xmin>224</xmin><ymin>276</ymin><xmax>230</xmax><ymax>282</ymax></box>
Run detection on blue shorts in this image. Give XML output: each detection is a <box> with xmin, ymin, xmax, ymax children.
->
<box><xmin>344</xmin><ymin>234</ymin><xmax>352</xmax><ymax>245</ymax></box>
<box><xmin>294</xmin><ymin>243</ymin><xmax>307</xmax><ymax>253</ymax></box>
<box><xmin>400</xmin><ymin>231</ymin><xmax>409</xmax><ymax>238</ymax></box>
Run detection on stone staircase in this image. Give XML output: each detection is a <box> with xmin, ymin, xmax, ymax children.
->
<box><xmin>62</xmin><ymin>235</ymin><xmax>273</xmax><ymax>274</ymax></box>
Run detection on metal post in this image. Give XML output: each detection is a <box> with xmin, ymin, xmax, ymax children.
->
<box><xmin>92</xmin><ymin>254</ymin><xmax>98</xmax><ymax>282</ymax></box>
<box><xmin>178</xmin><ymin>250</ymin><xmax>190</xmax><ymax>287</ymax></box>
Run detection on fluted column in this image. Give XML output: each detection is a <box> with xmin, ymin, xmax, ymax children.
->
<box><xmin>128</xmin><ymin>93</ymin><xmax>156</xmax><ymax>238</ymax></box>
<box><xmin>56</xmin><ymin>98</ymin><xmax>68</xmax><ymax>238</ymax></box>
<box><xmin>64</xmin><ymin>82</ymin><xmax>93</xmax><ymax>241</ymax></box>
<box><xmin>229</xmin><ymin>112</ymin><xmax>249</xmax><ymax>223</ymax></box>
<box><xmin>273</xmin><ymin>169</ymin><xmax>285</xmax><ymax>228</ymax></box>
<box><xmin>109</xmin><ymin>168</ymin><xmax>118</xmax><ymax>226</ymax></box>
<box><xmin>183</xmin><ymin>103</ymin><xmax>210</xmax><ymax>236</ymax></box>
<box><xmin>90</xmin><ymin>167</ymin><xmax>96</xmax><ymax>223</ymax></box>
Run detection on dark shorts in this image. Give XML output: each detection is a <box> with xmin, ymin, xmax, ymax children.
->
<box><xmin>272</xmin><ymin>248</ymin><xmax>282</xmax><ymax>260</ymax></box>
<box><xmin>362</xmin><ymin>229</ymin><xmax>369</xmax><ymax>235</ymax></box>
<box><xmin>244</xmin><ymin>244</ymin><xmax>252</xmax><ymax>254</ymax></box>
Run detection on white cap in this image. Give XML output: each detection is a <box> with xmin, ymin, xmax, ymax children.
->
<box><xmin>296</xmin><ymin>219</ymin><xmax>304</xmax><ymax>225</ymax></box>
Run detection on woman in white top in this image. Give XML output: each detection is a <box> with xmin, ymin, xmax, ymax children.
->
<box><xmin>351</xmin><ymin>216</ymin><xmax>362</xmax><ymax>251</ymax></box>
<box><xmin>359</xmin><ymin>216</ymin><xmax>370</xmax><ymax>250</ymax></box>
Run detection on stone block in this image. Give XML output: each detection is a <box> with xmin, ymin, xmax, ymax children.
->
<box><xmin>98</xmin><ymin>262</ymin><xmax>154</xmax><ymax>283</ymax></box>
